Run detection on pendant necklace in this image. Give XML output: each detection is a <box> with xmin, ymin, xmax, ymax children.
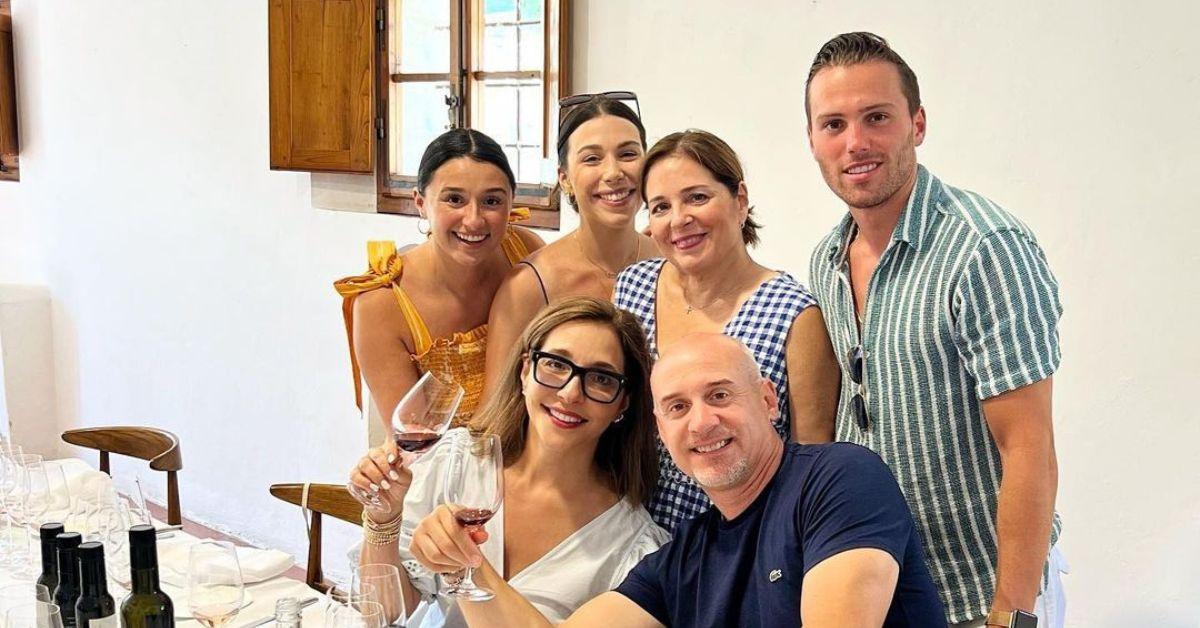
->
<box><xmin>575</xmin><ymin>232</ymin><xmax>640</xmax><ymax>279</ymax></box>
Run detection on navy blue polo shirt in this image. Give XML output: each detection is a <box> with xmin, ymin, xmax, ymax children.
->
<box><xmin>616</xmin><ymin>443</ymin><xmax>945</xmax><ymax>626</ymax></box>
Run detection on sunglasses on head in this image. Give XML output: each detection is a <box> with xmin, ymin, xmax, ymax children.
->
<box><xmin>556</xmin><ymin>91</ymin><xmax>641</xmax><ymax>151</ymax></box>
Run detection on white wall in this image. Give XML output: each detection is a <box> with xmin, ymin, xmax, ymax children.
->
<box><xmin>0</xmin><ymin>0</ymin><xmax>1195</xmax><ymax>624</ymax></box>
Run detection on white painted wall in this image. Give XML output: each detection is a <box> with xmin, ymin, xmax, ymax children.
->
<box><xmin>0</xmin><ymin>0</ymin><xmax>1195</xmax><ymax>624</ymax></box>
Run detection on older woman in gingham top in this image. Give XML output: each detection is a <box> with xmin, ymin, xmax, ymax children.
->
<box><xmin>613</xmin><ymin>129</ymin><xmax>840</xmax><ymax>531</ymax></box>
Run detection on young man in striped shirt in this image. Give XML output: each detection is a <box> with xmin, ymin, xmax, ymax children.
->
<box><xmin>805</xmin><ymin>32</ymin><xmax>1067</xmax><ymax>628</ymax></box>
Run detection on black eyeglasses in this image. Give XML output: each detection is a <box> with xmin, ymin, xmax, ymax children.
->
<box><xmin>530</xmin><ymin>350</ymin><xmax>627</xmax><ymax>404</ymax></box>
<box><xmin>848</xmin><ymin>346</ymin><xmax>870</xmax><ymax>432</ymax></box>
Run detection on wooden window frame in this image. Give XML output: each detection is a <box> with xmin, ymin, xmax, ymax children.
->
<box><xmin>374</xmin><ymin>0</ymin><xmax>570</xmax><ymax>229</ymax></box>
<box><xmin>0</xmin><ymin>0</ymin><xmax>19</xmax><ymax>182</ymax></box>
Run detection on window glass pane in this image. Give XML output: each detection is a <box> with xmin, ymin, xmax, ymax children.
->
<box><xmin>518</xmin><ymin>0</ymin><xmax>543</xmax><ymax>19</ymax></box>
<box><xmin>478</xmin><ymin>82</ymin><xmax>518</xmax><ymax>146</ymax></box>
<box><xmin>482</xmin><ymin>24</ymin><xmax>517</xmax><ymax>71</ymax></box>
<box><xmin>395</xmin><ymin>0</ymin><xmax>450</xmax><ymax>73</ymax></box>
<box><xmin>477</xmin><ymin>77</ymin><xmax>545</xmax><ymax>184</ymax></box>
<box><xmin>517</xmin><ymin>23</ymin><xmax>543</xmax><ymax>72</ymax></box>
<box><xmin>485</xmin><ymin>0</ymin><xmax>518</xmax><ymax>22</ymax></box>
<box><xmin>517</xmin><ymin>84</ymin><xmax>542</xmax><ymax>146</ymax></box>
<box><xmin>390</xmin><ymin>81</ymin><xmax>452</xmax><ymax>178</ymax></box>
<box><xmin>518</xmin><ymin>147</ymin><xmax>543</xmax><ymax>186</ymax></box>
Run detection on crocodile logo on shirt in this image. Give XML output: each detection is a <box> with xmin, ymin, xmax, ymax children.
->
<box><xmin>768</xmin><ymin>569</ymin><xmax>782</xmax><ymax>582</ymax></box>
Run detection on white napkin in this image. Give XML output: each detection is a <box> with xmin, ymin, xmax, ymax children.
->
<box><xmin>157</xmin><ymin>539</ymin><xmax>294</xmax><ymax>587</ymax></box>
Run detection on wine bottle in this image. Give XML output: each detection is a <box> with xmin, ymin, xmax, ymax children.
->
<box><xmin>75</xmin><ymin>541</ymin><xmax>117</xmax><ymax>627</ymax></box>
<box><xmin>52</xmin><ymin>532</ymin><xmax>82</xmax><ymax>628</ymax></box>
<box><xmin>119</xmin><ymin>524</ymin><xmax>175</xmax><ymax>628</ymax></box>
<box><xmin>37</xmin><ymin>522</ymin><xmax>65</xmax><ymax>595</ymax></box>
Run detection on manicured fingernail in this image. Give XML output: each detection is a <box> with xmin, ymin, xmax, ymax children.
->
<box><xmin>387</xmin><ymin>453</ymin><xmax>396</xmax><ymax>464</ymax></box>
<box><xmin>389</xmin><ymin>470</ymin><xmax>400</xmax><ymax>481</ymax></box>
<box><xmin>369</xmin><ymin>483</ymin><xmax>379</xmax><ymax>492</ymax></box>
<box><xmin>472</xmin><ymin>555</ymin><xmax>482</xmax><ymax>568</ymax></box>
<box><xmin>381</xmin><ymin>479</ymin><xmax>391</xmax><ymax>490</ymax></box>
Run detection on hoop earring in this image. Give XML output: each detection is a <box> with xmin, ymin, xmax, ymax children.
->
<box><xmin>417</xmin><ymin>217</ymin><xmax>431</xmax><ymax>236</ymax></box>
<box><xmin>613</xmin><ymin>413</ymin><xmax>625</xmax><ymax>424</ymax></box>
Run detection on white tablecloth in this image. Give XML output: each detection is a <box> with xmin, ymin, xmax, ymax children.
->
<box><xmin>1</xmin><ymin>459</ymin><xmax>325</xmax><ymax>626</ymax></box>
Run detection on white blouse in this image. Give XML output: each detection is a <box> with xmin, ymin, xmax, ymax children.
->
<box><xmin>396</xmin><ymin>428</ymin><xmax>669</xmax><ymax>627</ymax></box>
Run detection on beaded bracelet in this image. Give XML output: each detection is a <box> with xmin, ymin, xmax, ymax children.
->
<box><xmin>361</xmin><ymin>510</ymin><xmax>403</xmax><ymax>546</ymax></box>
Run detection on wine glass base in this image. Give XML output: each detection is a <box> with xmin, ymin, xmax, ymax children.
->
<box><xmin>444</xmin><ymin>586</ymin><xmax>495</xmax><ymax>602</ymax></box>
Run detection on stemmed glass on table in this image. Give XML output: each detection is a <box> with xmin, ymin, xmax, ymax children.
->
<box><xmin>187</xmin><ymin>541</ymin><xmax>245</xmax><ymax>627</ymax></box>
<box><xmin>348</xmin><ymin>372</ymin><xmax>465</xmax><ymax>512</ymax></box>
<box><xmin>441</xmin><ymin>433</ymin><xmax>503</xmax><ymax>602</ymax></box>
<box><xmin>352</xmin><ymin>564</ymin><xmax>406</xmax><ymax>626</ymax></box>
<box><xmin>4</xmin><ymin>601</ymin><xmax>64</xmax><ymax>628</ymax></box>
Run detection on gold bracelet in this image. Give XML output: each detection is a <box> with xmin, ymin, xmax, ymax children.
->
<box><xmin>362</xmin><ymin>510</ymin><xmax>403</xmax><ymax>546</ymax></box>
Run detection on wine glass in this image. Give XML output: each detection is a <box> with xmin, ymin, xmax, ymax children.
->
<box><xmin>441</xmin><ymin>433</ymin><xmax>503</xmax><ymax>601</ymax></box>
<box><xmin>330</xmin><ymin>600</ymin><xmax>386</xmax><ymax>628</ymax></box>
<box><xmin>187</xmin><ymin>541</ymin><xmax>245</xmax><ymax>627</ymax></box>
<box><xmin>351</xmin><ymin>564</ymin><xmax>406</xmax><ymax>626</ymax></box>
<box><xmin>3</xmin><ymin>601</ymin><xmax>64</xmax><ymax>628</ymax></box>
<box><xmin>322</xmin><ymin>583</ymin><xmax>377</xmax><ymax>626</ymax></box>
<box><xmin>348</xmin><ymin>372</ymin><xmax>465</xmax><ymax>512</ymax></box>
<box><xmin>0</xmin><ymin>583</ymin><xmax>51</xmax><ymax>621</ymax></box>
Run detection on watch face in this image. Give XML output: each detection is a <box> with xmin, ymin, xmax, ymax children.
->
<box><xmin>1012</xmin><ymin>610</ymin><xmax>1039</xmax><ymax>628</ymax></box>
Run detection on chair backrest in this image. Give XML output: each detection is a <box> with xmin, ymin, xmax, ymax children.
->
<box><xmin>270</xmin><ymin>483</ymin><xmax>364</xmax><ymax>592</ymax></box>
<box><xmin>61</xmin><ymin>426</ymin><xmax>183</xmax><ymax>525</ymax></box>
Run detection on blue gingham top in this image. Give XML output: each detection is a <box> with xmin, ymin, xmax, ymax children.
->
<box><xmin>613</xmin><ymin>258</ymin><xmax>818</xmax><ymax>531</ymax></box>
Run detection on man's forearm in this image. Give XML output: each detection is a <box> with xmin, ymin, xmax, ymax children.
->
<box><xmin>991</xmin><ymin>444</ymin><xmax>1057</xmax><ymax>614</ymax></box>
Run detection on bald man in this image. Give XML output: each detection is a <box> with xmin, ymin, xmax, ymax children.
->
<box><xmin>417</xmin><ymin>334</ymin><xmax>945</xmax><ymax>627</ymax></box>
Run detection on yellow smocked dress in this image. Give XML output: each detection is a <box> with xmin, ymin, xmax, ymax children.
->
<box><xmin>334</xmin><ymin>225</ymin><xmax>531</xmax><ymax>427</ymax></box>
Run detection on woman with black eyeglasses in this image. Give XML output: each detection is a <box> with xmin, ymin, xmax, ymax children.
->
<box><xmin>350</xmin><ymin>297</ymin><xmax>666</xmax><ymax>627</ymax></box>
<box><xmin>481</xmin><ymin>92</ymin><xmax>659</xmax><ymax>401</ymax></box>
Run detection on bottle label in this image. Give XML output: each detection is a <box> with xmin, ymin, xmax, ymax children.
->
<box><xmin>85</xmin><ymin>616</ymin><xmax>121</xmax><ymax>628</ymax></box>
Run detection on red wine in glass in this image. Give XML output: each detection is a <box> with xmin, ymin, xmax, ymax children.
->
<box><xmin>453</xmin><ymin>508</ymin><xmax>495</xmax><ymax>529</ymax></box>
<box><xmin>394</xmin><ymin>430</ymin><xmax>442</xmax><ymax>454</ymax></box>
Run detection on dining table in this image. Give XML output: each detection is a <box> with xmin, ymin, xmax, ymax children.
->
<box><xmin>0</xmin><ymin>457</ymin><xmax>330</xmax><ymax>626</ymax></box>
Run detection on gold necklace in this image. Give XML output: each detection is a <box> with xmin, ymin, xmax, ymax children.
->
<box><xmin>574</xmin><ymin>232</ymin><xmax>641</xmax><ymax>279</ymax></box>
<box><xmin>682</xmin><ymin>280</ymin><xmax>743</xmax><ymax>315</ymax></box>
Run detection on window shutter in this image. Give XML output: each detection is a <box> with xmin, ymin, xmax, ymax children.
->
<box><xmin>269</xmin><ymin>0</ymin><xmax>375</xmax><ymax>173</ymax></box>
<box><xmin>0</xmin><ymin>9</ymin><xmax>19</xmax><ymax>180</ymax></box>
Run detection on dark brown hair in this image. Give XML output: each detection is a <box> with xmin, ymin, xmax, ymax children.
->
<box><xmin>640</xmin><ymin>129</ymin><xmax>762</xmax><ymax>247</ymax></box>
<box><xmin>556</xmin><ymin>95</ymin><xmax>646</xmax><ymax>211</ymax></box>
<box><xmin>804</xmin><ymin>32</ymin><xmax>921</xmax><ymax>124</ymax></box>
<box><xmin>468</xmin><ymin>297</ymin><xmax>657</xmax><ymax>505</ymax></box>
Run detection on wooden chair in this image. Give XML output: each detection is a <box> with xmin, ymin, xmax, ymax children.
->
<box><xmin>61</xmin><ymin>426</ymin><xmax>183</xmax><ymax>525</ymax></box>
<box><xmin>270</xmin><ymin>483</ymin><xmax>364</xmax><ymax>592</ymax></box>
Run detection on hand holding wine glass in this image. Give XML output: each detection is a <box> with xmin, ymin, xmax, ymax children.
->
<box><xmin>348</xmin><ymin>372</ymin><xmax>464</xmax><ymax>514</ymax></box>
<box><xmin>187</xmin><ymin>541</ymin><xmax>245</xmax><ymax>627</ymax></box>
<box><xmin>440</xmin><ymin>433</ymin><xmax>503</xmax><ymax>602</ymax></box>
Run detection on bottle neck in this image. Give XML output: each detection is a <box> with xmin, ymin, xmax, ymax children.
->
<box><xmin>40</xmin><ymin>540</ymin><xmax>58</xmax><ymax>574</ymax></box>
<box><xmin>79</xmin><ymin>559</ymin><xmax>110</xmax><ymax>597</ymax></box>
<box><xmin>57</xmin><ymin>551</ymin><xmax>79</xmax><ymax>587</ymax></box>
<box><xmin>130</xmin><ymin>566</ymin><xmax>161</xmax><ymax>594</ymax></box>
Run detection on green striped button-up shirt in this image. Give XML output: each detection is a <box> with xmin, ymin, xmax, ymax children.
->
<box><xmin>808</xmin><ymin>165</ymin><xmax>1063</xmax><ymax>623</ymax></box>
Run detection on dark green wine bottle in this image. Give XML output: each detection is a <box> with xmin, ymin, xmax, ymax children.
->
<box><xmin>37</xmin><ymin>523</ymin><xmax>65</xmax><ymax>596</ymax></box>
<box><xmin>75</xmin><ymin>541</ymin><xmax>117</xmax><ymax>627</ymax></box>
<box><xmin>53</xmin><ymin>532</ymin><xmax>82</xmax><ymax>628</ymax></box>
<box><xmin>119</xmin><ymin>524</ymin><xmax>175</xmax><ymax>628</ymax></box>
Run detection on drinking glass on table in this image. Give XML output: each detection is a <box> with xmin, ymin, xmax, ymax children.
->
<box><xmin>323</xmin><ymin>583</ymin><xmax>377</xmax><ymax>626</ymax></box>
<box><xmin>330</xmin><ymin>600</ymin><xmax>386</xmax><ymax>628</ymax></box>
<box><xmin>0</xmin><ymin>583</ymin><xmax>51</xmax><ymax>622</ymax></box>
<box><xmin>187</xmin><ymin>541</ymin><xmax>245</xmax><ymax>627</ymax></box>
<box><xmin>348</xmin><ymin>372</ymin><xmax>465</xmax><ymax>512</ymax></box>
<box><xmin>3</xmin><ymin>601</ymin><xmax>64</xmax><ymax>628</ymax></box>
<box><xmin>441</xmin><ymin>433</ymin><xmax>504</xmax><ymax>602</ymax></box>
<box><xmin>352</xmin><ymin>564</ymin><xmax>406</xmax><ymax>626</ymax></box>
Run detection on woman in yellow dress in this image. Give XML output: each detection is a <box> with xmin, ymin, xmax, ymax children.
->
<box><xmin>335</xmin><ymin>128</ymin><xmax>544</xmax><ymax>428</ymax></box>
